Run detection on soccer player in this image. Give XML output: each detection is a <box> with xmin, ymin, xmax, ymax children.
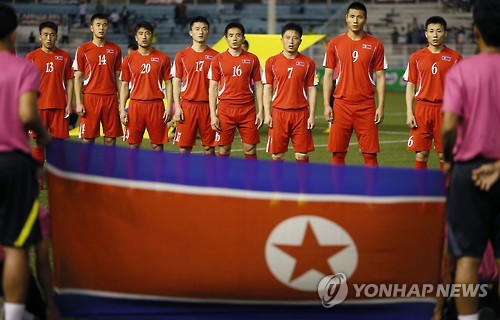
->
<box><xmin>26</xmin><ymin>21</ymin><xmax>74</xmax><ymax>167</ymax></box>
<box><xmin>73</xmin><ymin>13</ymin><xmax>123</xmax><ymax>146</ymax></box>
<box><xmin>0</xmin><ymin>4</ymin><xmax>51</xmax><ymax>319</ymax></box>
<box><xmin>119</xmin><ymin>21</ymin><xmax>172</xmax><ymax>150</ymax></box>
<box><xmin>263</xmin><ymin>23</ymin><xmax>317</xmax><ymax>162</ymax></box>
<box><xmin>172</xmin><ymin>16</ymin><xmax>218</xmax><ymax>155</ymax></box>
<box><xmin>441</xmin><ymin>0</ymin><xmax>500</xmax><ymax>319</ymax></box>
<box><xmin>404</xmin><ymin>16</ymin><xmax>462</xmax><ymax>170</ymax></box>
<box><xmin>208</xmin><ymin>22</ymin><xmax>263</xmax><ymax>158</ymax></box>
<box><xmin>323</xmin><ymin>2</ymin><xmax>387</xmax><ymax>166</ymax></box>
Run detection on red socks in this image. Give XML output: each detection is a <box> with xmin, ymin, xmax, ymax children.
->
<box><xmin>244</xmin><ymin>153</ymin><xmax>257</xmax><ymax>160</ymax></box>
<box><xmin>32</xmin><ymin>146</ymin><xmax>45</xmax><ymax>165</ymax></box>
<box><xmin>414</xmin><ymin>160</ymin><xmax>428</xmax><ymax>169</ymax></box>
<box><xmin>331</xmin><ymin>152</ymin><xmax>346</xmax><ymax>165</ymax></box>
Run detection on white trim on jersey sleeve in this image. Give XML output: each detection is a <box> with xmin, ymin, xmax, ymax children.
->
<box><xmin>403</xmin><ymin>62</ymin><xmax>410</xmax><ymax>82</ymax></box>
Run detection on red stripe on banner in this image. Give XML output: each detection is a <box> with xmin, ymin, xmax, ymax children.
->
<box><xmin>49</xmin><ymin>173</ymin><xmax>444</xmax><ymax>302</ymax></box>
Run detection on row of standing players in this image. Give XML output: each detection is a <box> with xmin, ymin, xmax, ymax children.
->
<box><xmin>26</xmin><ymin>2</ymin><xmax>456</xmax><ymax>167</ymax></box>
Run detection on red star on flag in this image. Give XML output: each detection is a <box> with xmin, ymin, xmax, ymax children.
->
<box><xmin>274</xmin><ymin>222</ymin><xmax>348</xmax><ymax>282</ymax></box>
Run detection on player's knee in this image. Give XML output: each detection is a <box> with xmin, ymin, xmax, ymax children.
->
<box><xmin>218</xmin><ymin>145</ymin><xmax>231</xmax><ymax>156</ymax></box>
<box><xmin>151</xmin><ymin>144</ymin><xmax>163</xmax><ymax>151</ymax></box>
<box><xmin>332</xmin><ymin>152</ymin><xmax>346</xmax><ymax>165</ymax></box>
<box><xmin>243</xmin><ymin>144</ymin><xmax>256</xmax><ymax>155</ymax></box>
<box><xmin>362</xmin><ymin>153</ymin><xmax>378</xmax><ymax>166</ymax></box>
<box><xmin>415</xmin><ymin>151</ymin><xmax>430</xmax><ymax>162</ymax></box>
<box><xmin>437</xmin><ymin>153</ymin><xmax>444</xmax><ymax>162</ymax></box>
<box><xmin>179</xmin><ymin>147</ymin><xmax>193</xmax><ymax>154</ymax></box>
<box><xmin>272</xmin><ymin>153</ymin><xmax>285</xmax><ymax>161</ymax></box>
<box><xmin>295</xmin><ymin>153</ymin><xmax>309</xmax><ymax>162</ymax></box>
<box><xmin>202</xmin><ymin>146</ymin><xmax>214</xmax><ymax>155</ymax></box>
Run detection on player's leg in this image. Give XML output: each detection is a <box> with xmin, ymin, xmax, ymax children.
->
<box><xmin>238</xmin><ymin>104</ymin><xmax>260</xmax><ymax>159</ymax></box>
<box><xmin>197</xmin><ymin>102</ymin><xmax>216</xmax><ymax>156</ymax></box>
<box><xmin>267</xmin><ymin>108</ymin><xmax>290</xmax><ymax>161</ymax></box>
<box><xmin>216</xmin><ymin>105</ymin><xmax>237</xmax><ymax>157</ymax></box>
<box><xmin>145</xmin><ymin>101</ymin><xmax>168</xmax><ymax>151</ymax></box>
<box><xmin>328</xmin><ymin>101</ymin><xmax>353</xmax><ymax>165</ymax></box>
<box><xmin>291</xmin><ymin>108</ymin><xmax>314</xmax><ymax>163</ymax></box>
<box><xmin>100</xmin><ymin>95</ymin><xmax>123</xmax><ymax>146</ymax></box>
<box><xmin>408</xmin><ymin>103</ymin><xmax>433</xmax><ymax>169</ymax></box>
<box><xmin>434</xmin><ymin>107</ymin><xmax>445</xmax><ymax>170</ymax></box>
<box><xmin>79</xmin><ymin>94</ymin><xmax>101</xmax><ymax>144</ymax></box>
<box><xmin>124</xmin><ymin>100</ymin><xmax>146</xmax><ymax>149</ymax></box>
<box><xmin>174</xmin><ymin>101</ymin><xmax>198</xmax><ymax>154</ymax></box>
<box><xmin>353</xmin><ymin>104</ymin><xmax>380</xmax><ymax>166</ymax></box>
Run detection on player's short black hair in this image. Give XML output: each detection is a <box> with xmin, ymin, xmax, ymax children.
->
<box><xmin>127</xmin><ymin>43</ymin><xmax>138</xmax><ymax>51</ymax></box>
<box><xmin>135</xmin><ymin>21</ymin><xmax>154</xmax><ymax>34</ymax></box>
<box><xmin>425</xmin><ymin>16</ymin><xmax>447</xmax><ymax>31</ymax></box>
<box><xmin>90</xmin><ymin>13</ymin><xmax>108</xmax><ymax>24</ymax></box>
<box><xmin>281</xmin><ymin>22</ymin><xmax>303</xmax><ymax>38</ymax></box>
<box><xmin>347</xmin><ymin>2</ymin><xmax>367</xmax><ymax>17</ymax></box>
<box><xmin>0</xmin><ymin>3</ymin><xmax>18</xmax><ymax>40</ymax></box>
<box><xmin>473</xmin><ymin>0</ymin><xmax>500</xmax><ymax>47</ymax></box>
<box><xmin>39</xmin><ymin>21</ymin><xmax>58</xmax><ymax>34</ymax></box>
<box><xmin>190</xmin><ymin>16</ymin><xmax>210</xmax><ymax>30</ymax></box>
<box><xmin>242</xmin><ymin>40</ymin><xmax>249</xmax><ymax>49</ymax></box>
<box><xmin>225</xmin><ymin>22</ymin><xmax>245</xmax><ymax>37</ymax></box>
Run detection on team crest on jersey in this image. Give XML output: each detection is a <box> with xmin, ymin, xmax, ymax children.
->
<box><xmin>296</xmin><ymin>61</ymin><xmax>305</xmax><ymax>66</ymax></box>
<box><xmin>151</xmin><ymin>57</ymin><xmax>159</xmax><ymax>62</ymax></box>
<box><xmin>55</xmin><ymin>55</ymin><xmax>63</xmax><ymax>60</ymax></box>
<box><xmin>442</xmin><ymin>56</ymin><xmax>451</xmax><ymax>61</ymax></box>
<box><xmin>106</xmin><ymin>49</ymin><xmax>114</xmax><ymax>54</ymax></box>
<box><xmin>362</xmin><ymin>44</ymin><xmax>372</xmax><ymax>50</ymax></box>
<box><xmin>205</xmin><ymin>55</ymin><xmax>213</xmax><ymax>60</ymax></box>
<box><xmin>242</xmin><ymin>59</ymin><xmax>251</xmax><ymax>64</ymax></box>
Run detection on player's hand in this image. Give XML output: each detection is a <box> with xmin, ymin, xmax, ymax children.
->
<box><xmin>163</xmin><ymin>109</ymin><xmax>172</xmax><ymax>123</ymax></box>
<box><xmin>374</xmin><ymin>107</ymin><xmax>384</xmax><ymax>125</ymax></box>
<box><xmin>64</xmin><ymin>105</ymin><xmax>71</xmax><ymax>119</ymax></box>
<box><xmin>119</xmin><ymin>110</ymin><xmax>128</xmax><ymax>125</ymax></box>
<box><xmin>255</xmin><ymin>112</ymin><xmax>264</xmax><ymax>129</ymax></box>
<box><xmin>211</xmin><ymin>114</ymin><xmax>220</xmax><ymax>132</ymax></box>
<box><xmin>76</xmin><ymin>103</ymin><xmax>86</xmax><ymax>117</ymax></box>
<box><xmin>307</xmin><ymin>115</ymin><xmax>315</xmax><ymax>130</ymax></box>
<box><xmin>472</xmin><ymin>162</ymin><xmax>500</xmax><ymax>191</ymax></box>
<box><xmin>264</xmin><ymin>113</ymin><xmax>272</xmax><ymax>128</ymax></box>
<box><xmin>324</xmin><ymin>105</ymin><xmax>333</xmax><ymax>123</ymax></box>
<box><xmin>174</xmin><ymin>107</ymin><xmax>184</xmax><ymax>122</ymax></box>
<box><xmin>406</xmin><ymin>113</ymin><xmax>417</xmax><ymax>128</ymax></box>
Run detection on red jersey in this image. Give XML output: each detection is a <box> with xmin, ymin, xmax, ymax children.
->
<box><xmin>323</xmin><ymin>33</ymin><xmax>387</xmax><ymax>103</ymax></box>
<box><xmin>26</xmin><ymin>48</ymin><xmax>74</xmax><ymax>109</ymax></box>
<box><xmin>73</xmin><ymin>41</ymin><xmax>122</xmax><ymax>95</ymax></box>
<box><xmin>263</xmin><ymin>52</ymin><xmax>317</xmax><ymax>110</ymax></box>
<box><xmin>172</xmin><ymin>46</ymin><xmax>218</xmax><ymax>102</ymax></box>
<box><xmin>121</xmin><ymin>49</ymin><xmax>171</xmax><ymax>101</ymax></box>
<box><xmin>404</xmin><ymin>46</ymin><xmax>462</xmax><ymax>104</ymax></box>
<box><xmin>208</xmin><ymin>50</ymin><xmax>261</xmax><ymax>106</ymax></box>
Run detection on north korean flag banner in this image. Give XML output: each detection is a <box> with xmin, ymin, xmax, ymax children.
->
<box><xmin>46</xmin><ymin>140</ymin><xmax>446</xmax><ymax>319</ymax></box>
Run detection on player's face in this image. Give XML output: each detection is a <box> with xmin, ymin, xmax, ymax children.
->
<box><xmin>135</xmin><ymin>27</ymin><xmax>153</xmax><ymax>49</ymax></box>
<box><xmin>425</xmin><ymin>23</ymin><xmax>447</xmax><ymax>47</ymax></box>
<box><xmin>39</xmin><ymin>27</ymin><xmax>57</xmax><ymax>51</ymax></box>
<box><xmin>281</xmin><ymin>30</ymin><xmax>302</xmax><ymax>55</ymax></box>
<box><xmin>345</xmin><ymin>9</ymin><xmax>366</xmax><ymax>34</ymax></box>
<box><xmin>190</xmin><ymin>22</ymin><xmax>209</xmax><ymax>44</ymax></box>
<box><xmin>225</xmin><ymin>28</ymin><xmax>244</xmax><ymax>50</ymax></box>
<box><xmin>90</xmin><ymin>18</ymin><xmax>109</xmax><ymax>40</ymax></box>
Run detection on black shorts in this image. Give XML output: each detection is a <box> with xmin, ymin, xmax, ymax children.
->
<box><xmin>446</xmin><ymin>158</ymin><xmax>500</xmax><ymax>258</ymax></box>
<box><xmin>0</xmin><ymin>152</ymin><xmax>41</xmax><ymax>248</ymax></box>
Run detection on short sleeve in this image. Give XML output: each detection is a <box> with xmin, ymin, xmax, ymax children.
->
<box><xmin>263</xmin><ymin>58</ymin><xmax>274</xmax><ymax>85</ymax></box>
<box><xmin>323</xmin><ymin>40</ymin><xmax>337</xmax><ymax>70</ymax></box>
<box><xmin>251</xmin><ymin>56</ymin><xmax>261</xmax><ymax>82</ymax></box>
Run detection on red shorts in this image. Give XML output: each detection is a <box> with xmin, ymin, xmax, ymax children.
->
<box><xmin>407</xmin><ymin>102</ymin><xmax>443</xmax><ymax>153</ymax></box>
<box><xmin>30</xmin><ymin>109</ymin><xmax>69</xmax><ymax>139</ymax></box>
<box><xmin>266</xmin><ymin>107</ymin><xmax>314</xmax><ymax>154</ymax></box>
<box><xmin>79</xmin><ymin>94</ymin><xmax>123</xmax><ymax>139</ymax></box>
<box><xmin>124</xmin><ymin>100</ymin><xmax>168</xmax><ymax>145</ymax></box>
<box><xmin>327</xmin><ymin>100</ymin><xmax>379</xmax><ymax>153</ymax></box>
<box><xmin>174</xmin><ymin>100</ymin><xmax>215</xmax><ymax>148</ymax></box>
<box><xmin>216</xmin><ymin>102</ymin><xmax>260</xmax><ymax>146</ymax></box>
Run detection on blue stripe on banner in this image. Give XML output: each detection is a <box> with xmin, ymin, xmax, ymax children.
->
<box><xmin>55</xmin><ymin>293</ymin><xmax>435</xmax><ymax>319</ymax></box>
<box><xmin>46</xmin><ymin>139</ymin><xmax>445</xmax><ymax>197</ymax></box>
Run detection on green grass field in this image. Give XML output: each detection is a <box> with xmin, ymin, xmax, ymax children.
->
<box><xmin>39</xmin><ymin>89</ymin><xmax>444</xmax><ymax>207</ymax></box>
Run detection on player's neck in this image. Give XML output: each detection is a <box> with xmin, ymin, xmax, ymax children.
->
<box><xmin>347</xmin><ymin>30</ymin><xmax>365</xmax><ymax>40</ymax></box>
<box><xmin>41</xmin><ymin>46</ymin><xmax>56</xmax><ymax>54</ymax></box>
<box><xmin>92</xmin><ymin>37</ymin><xmax>107</xmax><ymax>47</ymax></box>
<box><xmin>282</xmin><ymin>51</ymin><xmax>298</xmax><ymax>59</ymax></box>
<box><xmin>138</xmin><ymin>46</ymin><xmax>153</xmax><ymax>55</ymax></box>
<box><xmin>191</xmin><ymin>42</ymin><xmax>207</xmax><ymax>52</ymax></box>
<box><xmin>228</xmin><ymin>47</ymin><xmax>242</xmax><ymax>56</ymax></box>
<box><xmin>427</xmin><ymin>44</ymin><xmax>444</xmax><ymax>53</ymax></box>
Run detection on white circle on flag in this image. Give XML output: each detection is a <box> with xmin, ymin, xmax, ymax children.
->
<box><xmin>265</xmin><ymin>215</ymin><xmax>358</xmax><ymax>291</ymax></box>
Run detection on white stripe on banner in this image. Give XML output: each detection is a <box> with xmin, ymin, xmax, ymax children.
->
<box><xmin>46</xmin><ymin>163</ymin><xmax>445</xmax><ymax>203</ymax></box>
<box><xmin>54</xmin><ymin>287</ymin><xmax>436</xmax><ymax>306</ymax></box>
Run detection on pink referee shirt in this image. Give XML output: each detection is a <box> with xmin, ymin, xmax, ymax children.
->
<box><xmin>0</xmin><ymin>51</ymin><xmax>40</xmax><ymax>155</ymax></box>
<box><xmin>442</xmin><ymin>53</ymin><xmax>500</xmax><ymax>161</ymax></box>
